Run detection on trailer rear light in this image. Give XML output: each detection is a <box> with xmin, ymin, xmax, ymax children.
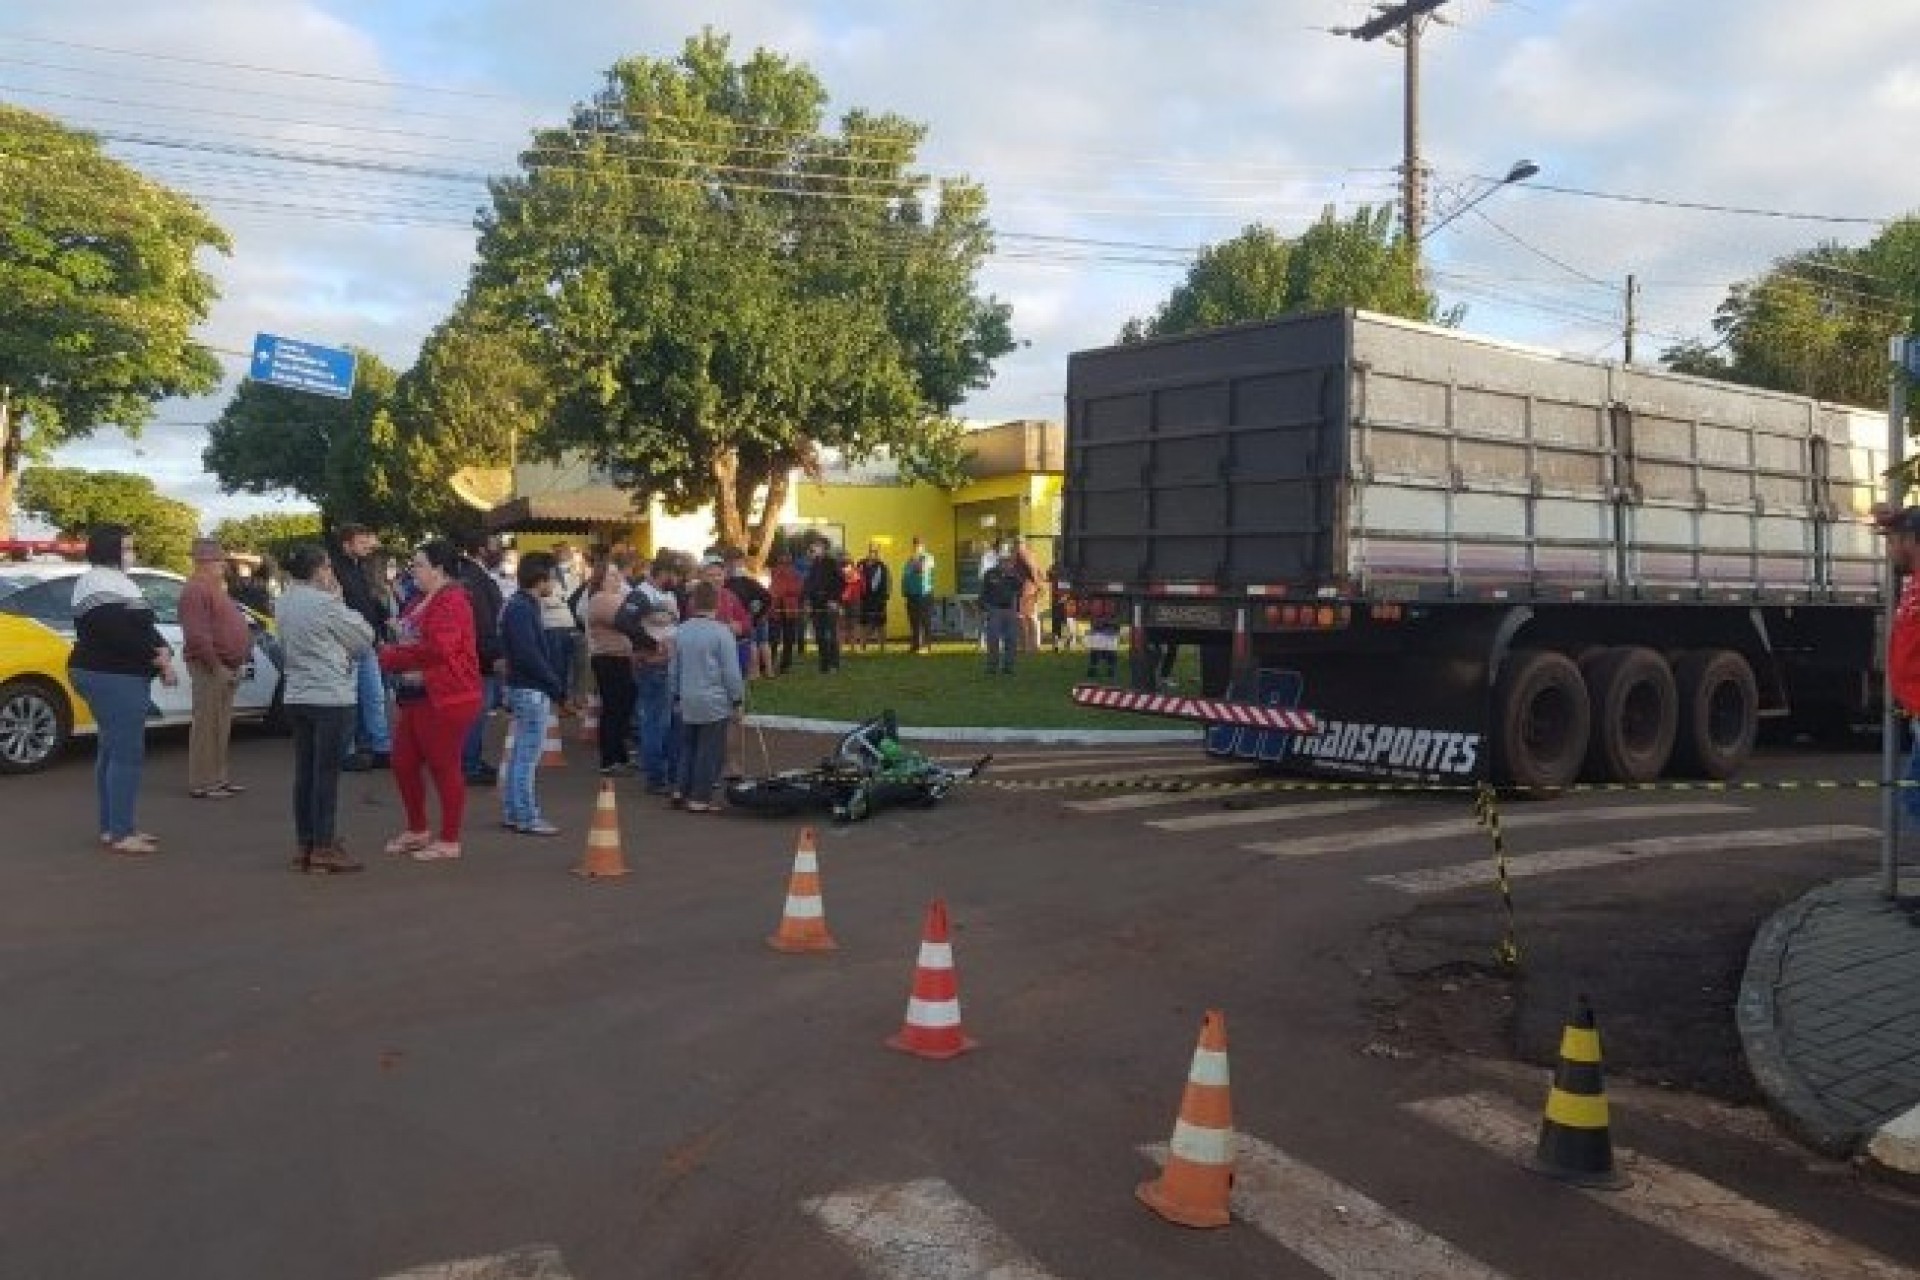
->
<box><xmin>1371</xmin><ymin>603</ymin><xmax>1405</xmax><ymax>622</ymax></box>
<box><xmin>1316</xmin><ymin>606</ymin><xmax>1337</xmax><ymax>627</ymax></box>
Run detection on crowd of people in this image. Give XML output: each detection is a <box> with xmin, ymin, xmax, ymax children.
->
<box><xmin>63</xmin><ymin>522</ymin><xmax>1099</xmax><ymax>870</ymax></box>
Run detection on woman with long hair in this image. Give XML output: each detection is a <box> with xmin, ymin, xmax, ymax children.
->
<box><xmin>378</xmin><ymin>538</ymin><xmax>483</xmax><ymax>861</ymax></box>
<box><xmin>67</xmin><ymin>525</ymin><xmax>177</xmax><ymax>855</ymax></box>
<box><xmin>584</xmin><ymin>557</ymin><xmax>637</xmax><ymax>774</ymax></box>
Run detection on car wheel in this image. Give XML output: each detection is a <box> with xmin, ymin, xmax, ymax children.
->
<box><xmin>0</xmin><ymin>678</ymin><xmax>73</xmax><ymax>775</ymax></box>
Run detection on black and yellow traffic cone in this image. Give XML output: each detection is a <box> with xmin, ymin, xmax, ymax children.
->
<box><xmin>1529</xmin><ymin>996</ymin><xmax>1628</xmax><ymax>1189</ymax></box>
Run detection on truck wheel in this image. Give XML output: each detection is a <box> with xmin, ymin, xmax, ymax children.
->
<box><xmin>1491</xmin><ymin>650</ymin><xmax>1590</xmax><ymax>793</ymax></box>
<box><xmin>1581</xmin><ymin>646</ymin><xmax>1678</xmax><ymax>784</ymax></box>
<box><xmin>1670</xmin><ymin>649</ymin><xmax>1757</xmax><ymax>780</ymax></box>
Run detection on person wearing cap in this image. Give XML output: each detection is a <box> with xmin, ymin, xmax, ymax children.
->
<box><xmin>181</xmin><ymin>535</ymin><xmax>253</xmax><ymax>799</ymax></box>
<box><xmin>1877</xmin><ymin>504</ymin><xmax>1920</xmax><ymax>824</ymax></box>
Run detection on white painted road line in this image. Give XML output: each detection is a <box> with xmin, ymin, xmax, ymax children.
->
<box><xmin>1141</xmin><ymin>1137</ymin><xmax>1512</xmax><ymax>1279</ymax></box>
<box><xmin>1370</xmin><ymin>825</ymin><xmax>1879</xmax><ymax>894</ymax></box>
<box><xmin>1241</xmin><ymin>802</ymin><xmax>1749</xmax><ymax>859</ymax></box>
<box><xmin>1866</xmin><ymin>1100</ymin><xmax>1920</xmax><ymax>1180</ymax></box>
<box><xmin>376</xmin><ymin>1244</ymin><xmax>573</xmax><ymax>1279</ymax></box>
<box><xmin>955</xmin><ymin>747</ymin><xmax>1209</xmax><ymax>765</ymax></box>
<box><xmin>804</xmin><ymin>1178</ymin><xmax>1063</xmax><ymax>1280</ymax></box>
<box><xmin>1147</xmin><ymin>797</ymin><xmax>1389</xmax><ymax>832</ymax></box>
<box><xmin>1407</xmin><ymin>1093</ymin><xmax>1920</xmax><ymax>1280</ymax></box>
<box><xmin>1067</xmin><ymin>791</ymin><xmax>1221</xmax><ymax>812</ymax></box>
<box><xmin>981</xmin><ymin>753</ymin><xmax>1219</xmax><ymax>775</ymax></box>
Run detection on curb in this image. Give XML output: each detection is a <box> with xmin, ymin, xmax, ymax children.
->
<box><xmin>743</xmin><ymin>713</ymin><xmax>1203</xmax><ymax>746</ymax></box>
<box><xmin>1735</xmin><ymin>881</ymin><xmax>1864</xmax><ymax>1159</ymax></box>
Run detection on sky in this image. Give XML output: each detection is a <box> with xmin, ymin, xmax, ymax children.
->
<box><xmin>7</xmin><ymin>0</ymin><xmax>1918</xmax><ymax>530</ymax></box>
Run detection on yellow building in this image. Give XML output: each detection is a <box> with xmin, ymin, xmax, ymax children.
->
<box><xmin>479</xmin><ymin>419</ymin><xmax>1062</xmax><ymax>638</ymax></box>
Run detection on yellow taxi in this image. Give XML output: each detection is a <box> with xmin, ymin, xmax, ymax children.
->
<box><xmin>0</xmin><ymin>563</ymin><xmax>283</xmax><ymax>774</ymax></box>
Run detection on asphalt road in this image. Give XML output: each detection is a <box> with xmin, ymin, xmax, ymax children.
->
<box><xmin>3</xmin><ymin>723</ymin><xmax>1917</xmax><ymax>1279</ymax></box>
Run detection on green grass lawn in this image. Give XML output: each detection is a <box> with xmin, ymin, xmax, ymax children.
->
<box><xmin>743</xmin><ymin>642</ymin><xmax>1202</xmax><ymax>730</ymax></box>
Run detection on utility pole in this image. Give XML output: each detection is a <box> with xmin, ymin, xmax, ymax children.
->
<box><xmin>1623</xmin><ymin>274</ymin><xmax>1640</xmax><ymax>364</ymax></box>
<box><xmin>1343</xmin><ymin>0</ymin><xmax>1454</xmax><ymax>243</ymax></box>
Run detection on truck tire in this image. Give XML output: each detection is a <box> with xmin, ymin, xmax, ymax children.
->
<box><xmin>1581</xmin><ymin>646</ymin><xmax>1678</xmax><ymax>785</ymax></box>
<box><xmin>1670</xmin><ymin>649</ymin><xmax>1757</xmax><ymax>780</ymax></box>
<box><xmin>1491</xmin><ymin>650</ymin><xmax>1590</xmax><ymax>793</ymax></box>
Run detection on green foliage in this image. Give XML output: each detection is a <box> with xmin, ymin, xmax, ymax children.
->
<box><xmin>1121</xmin><ymin>205</ymin><xmax>1442</xmax><ymax>342</ymax></box>
<box><xmin>208</xmin><ymin>510</ymin><xmax>323</xmax><ymax>563</ymax></box>
<box><xmin>0</xmin><ymin>105</ymin><xmax>230</xmax><ymax>537</ymax></box>
<box><xmin>390</xmin><ymin>297</ymin><xmax>537</xmax><ymax>492</ymax></box>
<box><xmin>468</xmin><ymin>30</ymin><xmax>1015</xmax><ymax>561</ymax></box>
<box><xmin>18</xmin><ymin>466</ymin><xmax>199</xmax><ymax>572</ymax></box>
<box><xmin>1661</xmin><ymin>218</ymin><xmax>1920</xmax><ymax>408</ymax></box>
<box><xmin>201</xmin><ymin>350</ymin><xmax>410</xmax><ymax>531</ymax></box>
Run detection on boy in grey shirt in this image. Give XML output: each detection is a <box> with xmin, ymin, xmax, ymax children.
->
<box><xmin>668</xmin><ymin>580</ymin><xmax>746</xmax><ymax>812</ymax></box>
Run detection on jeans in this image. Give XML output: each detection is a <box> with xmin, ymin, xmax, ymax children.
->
<box><xmin>676</xmin><ymin>717</ymin><xmax>729</xmax><ymax>802</ymax></box>
<box><xmin>351</xmin><ymin>651</ymin><xmax>392</xmax><ymax>757</ymax></box>
<box><xmin>983</xmin><ymin>606</ymin><xmax>1019</xmax><ymax>673</ymax></box>
<box><xmin>502</xmin><ymin>687</ymin><xmax>550</xmax><ymax>827</ymax></box>
<box><xmin>461</xmin><ymin>674</ymin><xmax>499</xmax><ymax>776</ymax></box>
<box><xmin>634</xmin><ymin>663</ymin><xmax>678</xmax><ymax>787</ymax></box>
<box><xmin>290</xmin><ymin>703</ymin><xmax>354</xmax><ymax>847</ymax></box>
<box><xmin>1905</xmin><ymin>724</ymin><xmax>1920</xmax><ymax>825</ymax></box>
<box><xmin>590</xmin><ymin>655</ymin><xmax>636</xmax><ymax>768</ymax></box>
<box><xmin>70</xmin><ymin>667</ymin><xmax>151</xmax><ymax>840</ymax></box>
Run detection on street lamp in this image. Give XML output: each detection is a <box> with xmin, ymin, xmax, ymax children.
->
<box><xmin>1417</xmin><ymin>159</ymin><xmax>1540</xmax><ymax>243</ymax></box>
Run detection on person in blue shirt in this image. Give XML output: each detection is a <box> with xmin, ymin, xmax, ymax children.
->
<box><xmin>499</xmin><ymin>551</ymin><xmax>570</xmax><ymax>836</ymax></box>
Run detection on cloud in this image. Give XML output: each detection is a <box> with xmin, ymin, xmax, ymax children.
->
<box><xmin>8</xmin><ymin>0</ymin><xmax>1912</xmax><ymax>524</ymax></box>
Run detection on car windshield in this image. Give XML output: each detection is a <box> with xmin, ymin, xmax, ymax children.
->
<box><xmin>132</xmin><ymin>572</ymin><xmax>185</xmax><ymax>626</ymax></box>
<box><xmin>0</xmin><ymin>579</ymin><xmax>77</xmax><ymax>628</ymax></box>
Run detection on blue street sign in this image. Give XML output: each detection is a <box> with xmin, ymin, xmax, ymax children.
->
<box><xmin>249</xmin><ymin>333</ymin><xmax>357</xmax><ymax>399</ymax></box>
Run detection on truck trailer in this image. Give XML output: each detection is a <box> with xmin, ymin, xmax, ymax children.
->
<box><xmin>1059</xmin><ymin>309</ymin><xmax>1891</xmax><ymax>789</ymax></box>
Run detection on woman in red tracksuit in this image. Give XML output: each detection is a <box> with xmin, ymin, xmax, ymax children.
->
<box><xmin>379</xmin><ymin>538</ymin><xmax>483</xmax><ymax>861</ymax></box>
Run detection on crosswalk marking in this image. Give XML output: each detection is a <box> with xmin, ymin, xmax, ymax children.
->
<box><xmin>1370</xmin><ymin>825</ymin><xmax>1879</xmax><ymax>894</ymax></box>
<box><xmin>804</xmin><ymin>1178</ymin><xmax>1062</xmax><ymax>1279</ymax></box>
<box><xmin>1241</xmin><ymin>802</ymin><xmax>1748</xmax><ymax>859</ymax></box>
<box><xmin>1406</xmin><ymin>1093</ymin><xmax>1920</xmax><ymax>1280</ymax></box>
<box><xmin>1143</xmin><ymin>1137</ymin><xmax>1514</xmax><ymax>1279</ymax></box>
<box><xmin>376</xmin><ymin>1244</ymin><xmax>573</xmax><ymax>1279</ymax></box>
<box><xmin>1147</xmin><ymin>798</ymin><xmax>1388</xmax><ymax>832</ymax></box>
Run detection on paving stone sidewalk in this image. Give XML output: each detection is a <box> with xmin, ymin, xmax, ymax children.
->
<box><xmin>1739</xmin><ymin>872</ymin><xmax>1920</xmax><ymax>1174</ymax></box>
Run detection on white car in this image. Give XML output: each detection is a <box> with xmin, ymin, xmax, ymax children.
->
<box><xmin>0</xmin><ymin>564</ymin><xmax>284</xmax><ymax>773</ymax></box>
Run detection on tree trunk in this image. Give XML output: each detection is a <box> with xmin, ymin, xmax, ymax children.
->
<box><xmin>747</xmin><ymin>467</ymin><xmax>792</xmax><ymax>571</ymax></box>
<box><xmin>712</xmin><ymin>448</ymin><xmax>745</xmax><ymax>553</ymax></box>
<box><xmin>0</xmin><ymin>397</ymin><xmax>18</xmax><ymax>543</ymax></box>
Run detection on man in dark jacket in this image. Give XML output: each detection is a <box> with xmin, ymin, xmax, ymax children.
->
<box><xmin>454</xmin><ymin>532</ymin><xmax>506</xmax><ymax>784</ymax></box>
<box><xmin>802</xmin><ymin>546</ymin><xmax>845</xmax><ymax>673</ymax></box>
<box><xmin>979</xmin><ymin>557</ymin><xmax>1021</xmax><ymax>676</ymax></box>
<box><xmin>330</xmin><ymin>524</ymin><xmax>393</xmax><ymax>770</ymax></box>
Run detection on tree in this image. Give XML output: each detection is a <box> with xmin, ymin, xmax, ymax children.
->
<box><xmin>0</xmin><ymin>105</ymin><xmax>230</xmax><ymax>540</ymax></box>
<box><xmin>1120</xmin><ymin>205</ymin><xmax>1444</xmax><ymax>342</ymax></box>
<box><xmin>17</xmin><ymin>466</ymin><xmax>199</xmax><ymax>571</ymax></box>
<box><xmin>1662</xmin><ymin>221</ymin><xmax>1920</xmax><ymax>408</ymax></box>
<box><xmin>201</xmin><ymin>351</ymin><xmax>408</xmax><ymax>532</ymax></box>
<box><xmin>469</xmin><ymin>30</ymin><xmax>1015</xmax><ymax>564</ymax></box>
<box><xmin>209</xmin><ymin>510</ymin><xmax>324</xmax><ymax>563</ymax></box>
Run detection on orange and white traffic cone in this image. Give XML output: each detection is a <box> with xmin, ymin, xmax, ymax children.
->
<box><xmin>1137</xmin><ymin>1009</ymin><xmax>1234</xmax><ymax>1229</ymax></box>
<box><xmin>576</xmin><ymin>694</ymin><xmax>601</xmax><ymax>744</ymax></box>
<box><xmin>540</xmin><ymin>710</ymin><xmax>566</xmax><ymax>768</ymax></box>
<box><xmin>767</xmin><ymin>827</ymin><xmax>837</xmax><ymax>953</ymax></box>
<box><xmin>571</xmin><ymin>780</ymin><xmax>629</xmax><ymax>879</ymax></box>
<box><xmin>886</xmin><ymin>899</ymin><xmax>976</xmax><ymax>1059</ymax></box>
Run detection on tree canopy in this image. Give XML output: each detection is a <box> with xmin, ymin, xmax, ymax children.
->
<box><xmin>201</xmin><ymin>350</ymin><xmax>411</xmax><ymax>532</ymax></box>
<box><xmin>208</xmin><ymin>510</ymin><xmax>324</xmax><ymax>563</ymax></box>
<box><xmin>17</xmin><ymin>466</ymin><xmax>199</xmax><ymax>572</ymax></box>
<box><xmin>0</xmin><ymin>104</ymin><xmax>230</xmax><ymax>540</ymax></box>
<box><xmin>1663</xmin><ymin>218</ymin><xmax>1920</xmax><ymax>408</ymax></box>
<box><xmin>1120</xmin><ymin>205</ymin><xmax>1444</xmax><ymax>342</ymax></box>
<box><xmin>468</xmin><ymin>30</ymin><xmax>1015</xmax><ymax>563</ymax></box>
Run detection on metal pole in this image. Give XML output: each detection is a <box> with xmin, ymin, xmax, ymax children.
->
<box><xmin>1885</xmin><ymin>336</ymin><xmax>1909</xmax><ymax>901</ymax></box>
<box><xmin>1623</xmin><ymin>275</ymin><xmax>1638</xmax><ymax>365</ymax></box>
<box><xmin>1402</xmin><ymin>21</ymin><xmax>1424</xmax><ymax>241</ymax></box>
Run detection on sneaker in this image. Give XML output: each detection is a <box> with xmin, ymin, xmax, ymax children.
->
<box><xmin>519</xmin><ymin>820</ymin><xmax>561</xmax><ymax>837</ymax></box>
<box><xmin>411</xmin><ymin>841</ymin><xmax>462</xmax><ymax>861</ymax></box>
<box><xmin>383</xmin><ymin>830</ymin><xmax>432</xmax><ymax>856</ymax></box>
